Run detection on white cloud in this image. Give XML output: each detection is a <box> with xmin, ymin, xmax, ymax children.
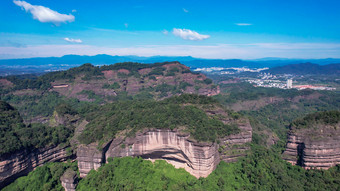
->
<box><xmin>162</xmin><ymin>30</ymin><xmax>169</xmax><ymax>35</ymax></box>
<box><xmin>183</xmin><ymin>8</ymin><xmax>189</xmax><ymax>13</ymax></box>
<box><xmin>172</xmin><ymin>28</ymin><xmax>210</xmax><ymax>41</ymax></box>
<box><xmin>64</xmin><ymin>38</ymin><xmax>82</xmax><ymax>43</ymax></box>
<box><xmin>235</xmin><ymin>23</ymin><xmax>252</xmax><ymax>26</ymax></box>
<box><xmin>13</xmin><ymin>0</ymin><xmax>74</xmax><ymax>25</ymax></box>
<box><xmin>72</xmin><ymin>9</ymin><xmax>77</xmax><ymax>13</ymax></box>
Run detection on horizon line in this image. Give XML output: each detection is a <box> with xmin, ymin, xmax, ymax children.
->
<box><xmin>1</xmin><ymin>54</ymin><xmax>340</xmax><ymax>61</ymax></box>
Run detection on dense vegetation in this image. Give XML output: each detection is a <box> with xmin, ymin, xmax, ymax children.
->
<box><xmin>244</xmin><ymin>93</ymin><xmax>340</xmax><ymax>142</ymax></box>
<box><xmin>0</xmin><ymin>101</ymin><xmax>73</xmax><ymax>155</ymax></box>
<box><xmin>1</xmin><ymin>92</ymin><xmax>64</xmax><ymax>121</ymax></box>
<box><xmin>3</xmin><ymin>162</ymin><xmax>78</xmax><ymax>191</ymax></box>
<box><xmin>76</xmin><ymin>146</ymin><xmax>340</xmax><ymax>191</ymax></box>
<box><xmin>291</xmin><ymin>110</ymin><xmax>340</xmax><ymax>129</ymax></box>
<box><xmin>1</xmin><ymin>62</ymin><xmax>340</xmax><ymax>190</ymax></box>
<box><xmin>213</xmin><ymin>82</ymin><xmax>340</xmax><ymax>144</ymax></box>
<box><xmin>215</xmin><ymin>82</ymin><xmax>317</xmax><ymax>104</ymax></box>
<box><xmin>76</xmin><ymin>157</ymin><xmax>197</xmax><ymax>191</ymax></box>
<box><xmin>79</xmin><ymin>94</ymin><xmax>239</xmax><ymax>144</ymax></box>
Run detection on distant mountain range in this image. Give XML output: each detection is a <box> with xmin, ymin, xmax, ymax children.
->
<box><xmin>1</xmin><ymin>54</ymin><xmax>340</xmax><ymax>76</ymax></box>
<box><xmin>265</xmin><ymin>63</ymin><xmax>340</xmax><ymax>75</ymax></box>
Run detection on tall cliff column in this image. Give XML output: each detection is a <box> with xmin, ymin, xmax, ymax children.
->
<box><xmin>60</xmin><ymin>169</ymin><xmax>78</xmax><ymax>191</ymax></box>
<box><xmin>283</xmin><ymin>123</ymin><xmax>340</xmax><ymax>169</ymax></box>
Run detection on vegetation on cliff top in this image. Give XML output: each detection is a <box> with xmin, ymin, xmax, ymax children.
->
<box><xmin>78</xmin><ymin>94</ymin><xmax>239</xmax><ymax>144</ymax></box>
<box><xmin>0</xmin><ymin>101</ymin><xmax>74</xmax><ymax>156</ymax></box>
<box><xmin>291</xmin><ymin>110</ymin><xmax>340</xmax><ymax>129</ymax></box>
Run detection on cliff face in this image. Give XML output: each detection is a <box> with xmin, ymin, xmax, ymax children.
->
<box><xmin>77</xmin><ymin>122</ymin><xmax>252</xmax><ymax>178</ymax></box>
<box><xmin>219</xmin><ymin>121</ymin><xmax>252</xmax><ymax>162</ymax></box>
<box><xmin>0</xmin><ymin>146</ymin><xmax>69</xmax><ymax>188</ymax></box>
<box><xmin>60</xmin><ymin>169</ymin><xmax>78</xmax><ymax>191</ymax></box>
<box><xmin>106</xmin><ymin>130</ymin><xmax>219</xmax><ymax>178</ymax></box>
<box><xmin>77</xmin><ymin>143</ymin><xmax>106</xmax><ymax>178</ymax></box>
<box><xmin>283</xmin><ymin>124</ymin><xmax>340</xmax><ymax>169</ymax></box>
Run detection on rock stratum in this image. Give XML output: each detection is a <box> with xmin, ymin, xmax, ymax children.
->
<box><xmin>60</xmin><ymin>168</ymin><xmax>78</xmax><ymax>191</ymax></box>
<box><xmin>77</xmin><ymin>121</ymin><xmax>252</xmax><ymax>178</ymax></box>
<box><xmin>283</xmin><ymin>111</ymin><xmax>340</xmax><ymax>169</ymax></box>
<box><xmin>0</xmin><ymin>146</ymin><xmax>69</xmax><ymax>188</ymax></box>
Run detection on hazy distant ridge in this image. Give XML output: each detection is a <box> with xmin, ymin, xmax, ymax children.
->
<box><xmin>265</xmin><ymin>63</ymin><xmax>340</xmax><ymax>75</ymax></box>
<box><xmin>1</xmin><ymin>54</ymin><xmax>340</xmax><ymax>76</ymax></box>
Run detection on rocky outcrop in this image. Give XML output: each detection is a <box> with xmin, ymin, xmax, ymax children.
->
<box><xmin>77</xmin><ymin>141</ymin><xmax>111</xmax><ymax>178</ymax></box>
<box><xmin>77</xmin><ymin>122</ymin><xmax>252</xmax><ymax>178</ymax></box>
<box><xmin>219</xmin><ymin>121</ymin><xmax>252</xmax><ymax>162</ymax></box>
<box><xmin>0</xmin><ymin>146</ymin><xmax>69</xmax><ymax>189</ymax></box>
<box><xmin>77</xmin><ymin>144</ymin><xmax>104</xmax><ymax>178</ymax></box>
<box><xmin>283</xmin><ymin>124</ymin><xmax>340</xmax><ymax>169</ymax></box>
<box><xmin>106</xmin><ymin>130</ymin><xmax>220</xmax><ymax>178</ymax></box>
<box><xmin>61</xmin><ymin>169</ymin><xmax>78</xmax><ymax>191</ymax></box>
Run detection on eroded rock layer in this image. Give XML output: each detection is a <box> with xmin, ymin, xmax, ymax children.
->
<box><xmin>60</xmin><ymin>169</ymin><xmax>78</xmax><ymax>191</ymax></box>
<box><xmin>283</xmin><ymin>125</ymin><xmax>340</xmax><ymax>169</ymax></box>
<box><xmin>0</xmin><ymin>146</ymin><xmax>69</xmax><ymax>188</ymax></box>
<box><xmin>77</xmin><ymin>123</ymin><xmax>252</xmax><ymax>178</ymax></box>
<box><xmin>220</xmin><ymin>121</ymin><xmax>252</xmax><ymax>162</ymax></box>
<box><xmin>77</xmin><ymin>144</ymin><xmax>105</xmax><ymax>178</ymax></box>
<box><xmin>107</xmin><ymin>130</ymin><xmax>219</xmax><ymax>178</ymax></box>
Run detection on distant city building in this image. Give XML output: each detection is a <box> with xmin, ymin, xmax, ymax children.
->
<box><xmin>287</xmin><ymin>79</ymin><xmax>293</xmax><ymax>89</ymax></box>
<box><xmin>246</xmin><ymin>74</ymin><xmax>335</xmax><ymax>91</ymax></box>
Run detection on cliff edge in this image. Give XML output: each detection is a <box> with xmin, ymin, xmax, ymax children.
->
<box><xmin>283</xmin><ymin>111</ymin><xmax>340</xmax><ymax>169</ymax></box>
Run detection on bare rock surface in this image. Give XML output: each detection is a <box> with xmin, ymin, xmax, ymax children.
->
<box><xmin>106</xmin><ymin>129</ymin><xmax>219</xmax><ymax>178</ymax></box>
<box><xmin>77</xmin><ymin>122</ymin><xmax>252</xmax><ymax>178</ymax></box>
<box><xmin>283</xmin><ymin>124</ymin><xmax>340</xmax><ymax>169</ymax></box>
<box><xmin>77</xmin><ymin>141</ymin><xmax>111</xmax><ymax>178</ymax></box>
<box><xmin>0</xmin><ymin>146</ymin><xmax>69</xmax><ymax>188</ymax></box>
<box><xmin>60</xmin><ymin>168</ymin><xmax>78</xmax><ymax>191</ymax></box>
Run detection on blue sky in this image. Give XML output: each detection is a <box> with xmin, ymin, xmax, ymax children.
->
<box><xmin>0</xmin><ymin>0</ymin><xmax>340</xmax><ymax>59</ymax></box>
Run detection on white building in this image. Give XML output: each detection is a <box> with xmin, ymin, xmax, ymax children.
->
<box><xmin>287</xmin><ymin>79</ymin><xmax>293</xmax><ymax>89</ymax></box>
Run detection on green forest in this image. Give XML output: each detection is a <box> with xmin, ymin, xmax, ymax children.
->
<box><xmin>1</xmin><ymin>62</ymin><xmax>340</xmax><ymax>190</ymax></box>
<box><xmin>0</xmin><ymin>101</ymin><xmax>73</xmax><ymax>156</ymax></box>
<box><xmin>291</xmin><ymin>110</ymin><xmax>340</xmax><ymax>129</ymax></box>
<box><xmin>78</xmin><ymin>94</ymin><xmax>239</xmax><ymax>144</ymax></box>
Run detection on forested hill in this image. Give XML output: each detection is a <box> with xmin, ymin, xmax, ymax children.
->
<box><xmin>291</xmin><ymin>110</ymin><xmax>340</xmax><ymax>129</ymax></box>
<box><xmin>1</xmin><ymin>62</ymin><xmax>219</xmax><ymax>102</ymax></box>
<box><xmin>0</xmin><ymin>101</ymin><xmax>73</xmax><ymax>156</ymax></box>
<box><xmin>265</xmin><ymin>63</ymin><xmax>340</xmax><ymax>75</ymax></box>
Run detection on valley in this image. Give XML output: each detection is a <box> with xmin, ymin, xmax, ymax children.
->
<box><xmin>0</xmin><ymin>61</ymin><xmax>339</xmax><ymax>190</ymax></box>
